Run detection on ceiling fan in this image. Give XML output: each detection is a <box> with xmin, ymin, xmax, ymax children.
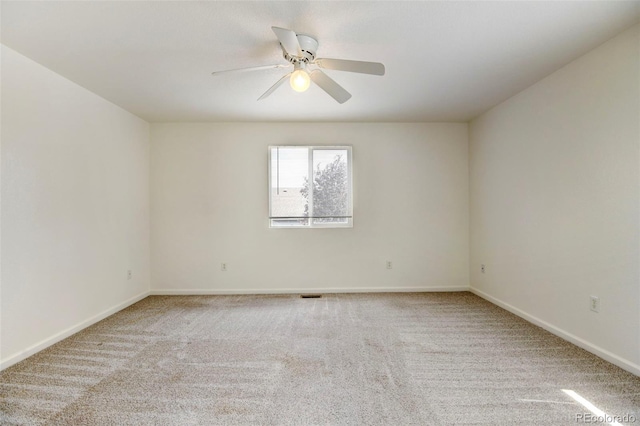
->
<box><xmin>211</xmin><ymin>26</ymin><xmax>385</xmax><ymax>104</ymax></box>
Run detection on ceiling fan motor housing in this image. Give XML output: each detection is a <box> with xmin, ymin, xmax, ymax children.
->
<box><xmin>213</xmin><ymin>26</ymin><xmax>383</xmax><ymax>104</ymax></box>
<box><xmin>282</xmin><ymin>34</ymin><xmax>318</xmax><ymax>63</ymax></box>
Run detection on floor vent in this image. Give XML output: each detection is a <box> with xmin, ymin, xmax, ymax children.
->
<box><xmin>300</xmin><ymin>294</ymin><xmax>322</xmax><ymax>299</ymax></box>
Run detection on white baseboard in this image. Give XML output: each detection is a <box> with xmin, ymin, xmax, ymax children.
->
<box><xmin>470</xmin><ymin>287</ymin><xmax>640</xmax><ymax>377</ymax></box>
<box><xmin>150</xmin><ymin>286</ymin><xmax>470</xmax><ymax>295</ymax></box>
<box><xmin>0</xmin><ymin>291</ymin><xmax>150</xmax><ymax>371</ymax></box>
<box><xmin>8</xmin><ymin>287</ymin><xmax>635</xmax><ymax>377</ymax></box>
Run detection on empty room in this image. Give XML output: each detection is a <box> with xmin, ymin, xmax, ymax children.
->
<box><xmin>1</xmin><ymin>1</ymin><xmax>639</xmax><ymax>424</ymax></box>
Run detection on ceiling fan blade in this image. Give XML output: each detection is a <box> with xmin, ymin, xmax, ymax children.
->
<box><xmin>314</xmin><ymin>58</ymin><xmax>385</xmax><ymax>76</ymax></box>
<box><xmin>272</xmin><ymin>26</ymin><xmax>303</xmax><ymax>57</ymax></box>
<box><xmin>211</xmin><ymin>64</ymin><xmax>289</xmax><ymax>76</ymax></box>
<box><xmin>258</xmin><ymin>73</ymin><xmax>292</xmax><ymax>100</ymax></box>
<box><xmin>310</xmin><ymin>70</ymin><xmax>352</xmax><ymax>104</ymax></box>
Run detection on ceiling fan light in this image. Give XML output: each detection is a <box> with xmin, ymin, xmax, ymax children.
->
<box><xmin>290</xmin><ymin>69</ymin><xmax>311</xmax><ymax>92</ymax></box>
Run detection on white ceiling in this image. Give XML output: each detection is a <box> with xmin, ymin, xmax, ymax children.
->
<box><xmin>2</xmin><ymin>1</ymin><xmax>639</xmax><ymax>122</ymax></box>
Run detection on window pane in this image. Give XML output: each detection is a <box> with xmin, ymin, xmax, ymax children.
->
<box><xmin>269</xmin><ymin>146</ymin><xmax>352</xmax><ymax>229</ymax></box>
<box><xmin>311</xmin><ymin>149</ymin><xmax>350</xmax><ymax>225</ymax></box>
<box><xmin>270</xmin><ymin>147</ymin><xmax>309</xmax><ymax>224</ymax></box>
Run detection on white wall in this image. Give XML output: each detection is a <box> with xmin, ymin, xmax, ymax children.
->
<box><xmin>151</xmin><ymin>122</ymin><xmax>469</xmax><ymax>293</ymax></box>
<box><xmin>1</xmin><ymin>46</ymin><xmax>151</xmax><ymax>369</ymax></box>
<box><xmin>469</xmin><ymin>25</ymin><xmax>640</xmax><ymax>374</ymax></box>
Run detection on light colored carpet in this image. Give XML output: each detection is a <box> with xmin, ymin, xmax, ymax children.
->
<box><xmin>1</xmin><ymin>292</ymin><xmax>639</xmax><ymax>425</ymax></box>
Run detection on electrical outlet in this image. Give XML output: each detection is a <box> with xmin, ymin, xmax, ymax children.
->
<box><xmin>386</xmin><ymin>261</ymin><xmax>392</xmax><ymax>270</ymax></box>
<box><xmin>590</xmin><ymin>296</ymin><xmax>600</xmax><ymax>313</ymax></box>
<box><xmin>127</xmin><ymin>270</ymin><xmax>132</xmax><ymax>280</ymax></box>
<box><xmin>481</xmin><ymin>264</ymin><xmax>485</xmax><ymax>274</ymax></box>
<box><xmin>221</xmin><ymin>263</ymin><xmax>227</xmax><ymax>272</ymax></box>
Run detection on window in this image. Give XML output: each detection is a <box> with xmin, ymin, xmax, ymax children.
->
<box><xmin>269</xmin><ymin>146</ymin><xmax>352</xmax><ymax>228</ymax></box>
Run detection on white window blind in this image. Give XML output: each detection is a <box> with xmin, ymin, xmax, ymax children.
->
<box><xmin>269</xmin><ymin>146</ymin><xmax>352</xmax><ymax>228</ymax></box>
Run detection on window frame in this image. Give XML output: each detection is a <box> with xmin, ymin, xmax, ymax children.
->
<box><xmin>268</xmin><ymin>145</ymin><xmax>353</xmax><ymax>229</ymax></box>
